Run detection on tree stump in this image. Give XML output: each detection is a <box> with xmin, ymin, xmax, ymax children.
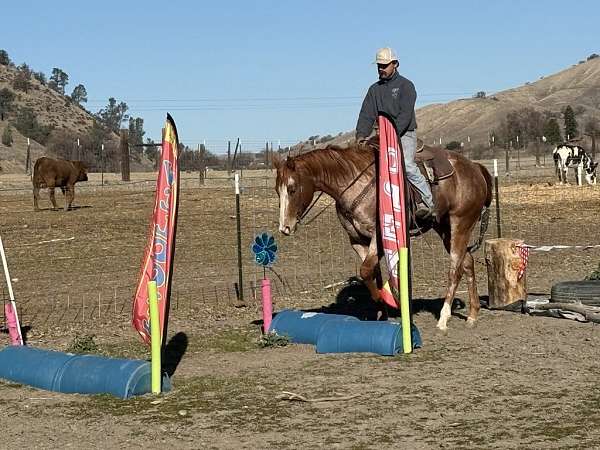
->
<box><xmin>485</xmin><ymin>238</ymin><xmax>527</xmax><ymax>308</ymax></box>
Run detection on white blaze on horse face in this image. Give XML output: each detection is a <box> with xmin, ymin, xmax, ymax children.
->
<box><xmin>278</xmin><ymin>177</ymin><xmax>291</xmax><ymax>234</ymax></box>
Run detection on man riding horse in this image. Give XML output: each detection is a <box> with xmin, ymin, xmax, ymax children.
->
<box><xmin>274</xmin><ymin>47</ymin><xmax>492</xmax><ymax>331</ymax></box>
<box><xmin>355</xmin><ymin>47</ymin><xmax>435</xmax><ymax>222</ymax></box>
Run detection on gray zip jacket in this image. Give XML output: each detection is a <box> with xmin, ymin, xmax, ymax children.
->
<box><xmin>355</xmin><ymin>71</ymin><xmax>417</xmax><ymax>139</ymax></box>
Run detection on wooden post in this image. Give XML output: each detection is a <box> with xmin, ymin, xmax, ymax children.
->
<box><xmin>100</xmin><ymin>143</ymin><xmax>105</xmax><ymax>187</ymax></box>
<box><xmin>227</xmin><ymin>140</ymin><xmax>231</xmax><ymax>173</ymax></box>
<box><xmin>485</xmin><ymin>238</ymin><xmax>527</xmax><ymax>308</ymax></box>
<box><xmin>198</xmin><ymin>143</ymin><xmax>205</xmax><ymax>186</ymax></box>
<box><xmin>120</xmin><ymin>129</ymin><xmax>130</xmax><ymax>182</ymax></box>
<box><xmin>493</xmin><ymin>159</ymin><xmax>502</xmax><ymax>238</ymax></box>
<box><xmin>265</xmin><ymin>141</ymin><xmax>269</xmax><ymax>168</ymax></box>
<box><xmin>25</xmin><ymin>138</ymin><xmax>31</xmax><ymax>175</ymax></box>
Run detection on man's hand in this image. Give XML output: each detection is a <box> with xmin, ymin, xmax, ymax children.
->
<box><xmin>357</xmin><ymin>136</ymin><xmax>368</xmax><ymax>146</ymax></box>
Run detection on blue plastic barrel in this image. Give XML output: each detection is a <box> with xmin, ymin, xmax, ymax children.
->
<box><xmin>0</xmin><ymin>346</ymin><xmax>170</xmax><ymax>399</ymax></box>
<box><xmin>316</xmin><ymin>320</ymin><xmax>422</xmax><ymax>356</ymax></box>
<box><xmin>268</xmin><ymin>309</ymin><xmax>359</xmax><ymax>344</ymax></box>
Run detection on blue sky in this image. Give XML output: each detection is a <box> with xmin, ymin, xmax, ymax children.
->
<box><xmin>2</xmin><ymin>0</ymin><xmax>598</xmax><ymax>153</ymax></box>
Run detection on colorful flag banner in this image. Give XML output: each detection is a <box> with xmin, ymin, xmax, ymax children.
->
<box><xmin>132</xmin><ymin>114</ymin><xmax>180</xmax><ymax>345</ymax></box>
<box><xmin>378</xmin><ymin>116</ymin><xmax>409</xmax><ymax>308</ymax></box>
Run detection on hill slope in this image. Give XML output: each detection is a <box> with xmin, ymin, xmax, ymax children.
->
<box><xmin>0</xmin><ymin>63</ymin><xmax>152</xmax><ymax>173</ymax></box>
<box><xmin>293</xmin><ymin>57</ymin><xmax>600</xmax><ymax>152</ymax></box>
<box><xmin>416</xmin><ymin>57</ymin><xmax>600</xmax><ymax>145</ymax></box>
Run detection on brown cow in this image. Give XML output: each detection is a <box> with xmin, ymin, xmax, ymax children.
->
<box><xmin>32</xmin><ymin>157</ymin><xmax>88</xmax><ymax>211</ymax></box>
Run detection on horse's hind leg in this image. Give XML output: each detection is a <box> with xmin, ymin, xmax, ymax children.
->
<box><xmin>437</xmin><ymin>220</ymin><xmax>472</xmax><ymax>331</ymax></box>
<box><xmin>462</xmin><ymin>251</ymin><xmax>480</xmax><ymax>327</ymax></box>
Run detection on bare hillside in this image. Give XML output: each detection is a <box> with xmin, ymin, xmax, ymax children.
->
<box><xmin>0</xmin><ymin>65</ymin><xmax>98</xmax><ymax>135</ymax></box>
<box><xmin>416</xmin><ymin>57</ymin><xmax>600</xmax><ymax>145</ymax></box>
<box><xmin>292</xmin><ymin>57</ymin><xmax>600</xmax><ymax>152</ymax></box>
<box><xmin>0</xmin><ymin>63</ymin><xmax>153</xmax><ymax>173</ymax></box>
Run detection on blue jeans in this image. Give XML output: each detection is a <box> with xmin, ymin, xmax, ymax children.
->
<box><xmin>401</xmin><ymin>130</ymin><xmax>433</xmax><ymax>208</ymax></box>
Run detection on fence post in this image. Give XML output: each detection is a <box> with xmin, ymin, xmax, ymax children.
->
<box><xmin>235</xmin><ymin>173</ymin><xmax>244</xmax><ymax>303</ymax></box>
<box><xmin>25</xmin><ymin>137</ymin><xmax>31</xmax><ymax>175</ymax></box>
<box><xmin>494</xmin><ymin>159</ymin><xmax>502</xmax><ymax>238</ymax></box>
<box><xmin>120</xmin><ymin>129</ymin><xmax>130</xmax><ymax>182</ymax></box>
<box><xmin>198</xmin><ymin>143</ymin><xmax>205</xmax><ymax>186</ymax></box>
<box><xmin>101</xmin><ymin>143</ymin><xmax>105</xmax><ymax>187</ymax></box>
<box><xmin>227</xmin><ymin>140</ymin><xmax>231</xmax><ymax>173</ymax></box>
<box><xmin>265</xmin><ymin>141</ymin><xmax>269</xmax><ymax>168</ymax></box>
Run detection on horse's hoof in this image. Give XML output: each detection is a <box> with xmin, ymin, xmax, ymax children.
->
<box><xmin>466</xmin><ymin>317</ymin><xmax>476</xmax><ymax>328</ymax></box>
<box><xmin>436</xmin><ymin>323</ymin><xmax>448</xmax><ymax>333</ymax></box>
<box><xmin>376</xmin><ymin>310</ymin><xmax>389</xmax><ymax>322</ymax></box>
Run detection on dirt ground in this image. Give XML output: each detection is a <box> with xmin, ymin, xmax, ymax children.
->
<box><xmin>1</xmin><ymin>169</ymin><xmax>600</xmax><ymax>449</ymax></box>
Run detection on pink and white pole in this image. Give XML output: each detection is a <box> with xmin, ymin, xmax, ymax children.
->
<box><xmin>261</xmin><ymin>278</ymin><xmax>272</xmax><ymax>333</ymax></box>
<box><xmin>0</xmin><ymin>235</ymin><xmax>23</xmax><ymax>346</ymax></box>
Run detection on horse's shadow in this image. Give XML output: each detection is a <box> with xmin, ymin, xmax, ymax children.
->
<box><xmin>35</xmin><ymin>205</ymin><xmax>92</xmax><ymax>212</ymax></box>
<box><xmin>304</xmin><ymin>277</ymin><xmax>469</xmax><ymax>321</ymax></box>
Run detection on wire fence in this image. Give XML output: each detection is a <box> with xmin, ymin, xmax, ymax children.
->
<box><xmin>2</xmin><ymin>155</ymin><xmax>600</xmax><ymax>333</ymax></box>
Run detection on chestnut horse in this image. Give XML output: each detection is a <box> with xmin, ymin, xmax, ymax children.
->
<box><xmin>274</xmin><ymin>141</ymin><xmax>492</xmax><ymax>331</ymax></box>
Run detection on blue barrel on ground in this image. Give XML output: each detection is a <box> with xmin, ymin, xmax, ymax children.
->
<box><xmin>268</xmin><ymin>309</ymin><xmax>359</xmax><ymax>344</ymax></box>
<box><xmin>0</xmin><ymin>346</ymin><xmax>170</xmax><ymax>399</ymax></box>
<box><xmin>316</xmin><ymin>320</ymin><xmax>422</xmax><ymax>356</ymax></box>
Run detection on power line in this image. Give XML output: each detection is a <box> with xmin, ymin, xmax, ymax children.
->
<box><xmin>85</xmin><ymin>91</ymin><xmax>496</xmax><ymax>104</ymax></box>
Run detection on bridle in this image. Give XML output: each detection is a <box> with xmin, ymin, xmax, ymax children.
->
<box><xmin>297</xmin><ymin>160</ymin><xmax>375</xmax><ymax>226</ymax></box>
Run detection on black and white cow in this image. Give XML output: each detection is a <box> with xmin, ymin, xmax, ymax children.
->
<box><xmin>552</xmin><ymin>144</ymin><xmax>598</xmax><ymax>185</ymax></box>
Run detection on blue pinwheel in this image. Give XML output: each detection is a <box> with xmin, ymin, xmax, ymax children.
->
<box><xmin>252</xmin><ymin>232</ymin><xmax>277</xmax><ymax>267</ymax></box>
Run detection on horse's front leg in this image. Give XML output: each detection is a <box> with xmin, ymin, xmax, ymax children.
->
<box><xmin>358</xmin><ymin>236</ymin><xmax>388</xmax><ymax>320</ymax></box>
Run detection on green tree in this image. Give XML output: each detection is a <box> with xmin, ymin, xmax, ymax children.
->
<box><xmin>563</xmin><ymin>105</ymin><xmax>578</xmax><ymax>140</ymax></box>
<box><xmin>49</xmin><ymin>67</ymin><xmax>69</xmax><ymax>94</ymax></box>
<box><xmin>70</xmin><ymin>84</ymin><xmax>88</xmax><ymax>105</ymax></box>
<box><xmin>33</xmin><ymin>71</ymin><xmax>47</xmax><ymax>85</ymax></box>
<box><xmin>12</xmin><ymin>107</ymin><xmax>53</xmax><ymax>144</ymax></box>
<box><xmin>584</xmin><ymin>117</ymin><xmax>600</xmax><ymax>159</ymax></box>
<box><xmin>144</xmin><ymin>138</ymin><xmax>158</xmax><ymax>162</ymax></box>
<box><xmin>128</xmin><ymin>117</ymin><xmax>145</xmax><ymax>158</ymax></box>
<box><xmin>96</xmin><ymin>97</ymin><xmax>129</xmax><ymax>133</ymax></box>
<box><xmin>13</xmin><ymin>64</ymin><xmax>33</xmax><ymax>93</ymax></box>
<box><xmin>445</xmin><ymin>140</ymin><xmax>462</xmax><ymax>150</ymax></box>
<box><xmin>543</xmin><ymin>118</ymin><xmax>562</xmax><ymax>145</ymax></box>
<box><xmin>0</xmin><ymin>88</ymin><xmax>16</xmax><ymax>121</ymax></box>
<box><xmin>0</xmin><ymin>50</ymin><xmax>10</xmax><ymax>65</ymax></box>
<box><xmin>1</xmin><ymin>125</ymin><xmax>13</xmax><ymax>146</ymax></box>
<box><xmin>88</xmin><ymin>120</ymin><xmax>109</xmax><ymax>151</ymax></box>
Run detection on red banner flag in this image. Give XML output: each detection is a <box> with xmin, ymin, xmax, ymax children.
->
<box><xmin>132</xmin><ymin>114</ymin><xmax>180</xmax><ymax>345</ymax></box>
<box><xmin>378</xmin><ymin>115</ymin><xmax>409</xmax><ymax>308</ymax></box>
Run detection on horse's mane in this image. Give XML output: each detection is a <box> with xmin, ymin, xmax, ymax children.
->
<box><xmin>292</xmin><ymin>142</ymin><xmax>375</xmax><ymax>187</ymax></box>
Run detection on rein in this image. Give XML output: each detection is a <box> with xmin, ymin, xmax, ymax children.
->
<box><xmin>298</xmin><ymin>160</ymin><xmax>375</xmax><ymax>226</ymax></box>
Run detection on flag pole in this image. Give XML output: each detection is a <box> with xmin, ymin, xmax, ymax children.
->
<box><xmin>0</xmin><ymin>234</ymin><xmax>24</xmax><ymax>345</ymax></box>
<box><xmin>148</xmin><ymin>280</ymin><xmax>161</xmax><ymax>394</ymax></box>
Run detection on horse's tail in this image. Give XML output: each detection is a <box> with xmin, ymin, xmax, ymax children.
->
<box><xmin>468</xmin><ymin>163</ymin><xmax>493</xmax><ymax>253</ymax></box>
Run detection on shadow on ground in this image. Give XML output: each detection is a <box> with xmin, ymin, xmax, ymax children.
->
<box><xmin>304</xmin><ymin>277</ymin><xmax>469</xmax><ymax>321</ymax></box>
<box><xmin>163</xmin><ymin>332</ymin><xmax>188</xmax><ymax>377</ymax></box>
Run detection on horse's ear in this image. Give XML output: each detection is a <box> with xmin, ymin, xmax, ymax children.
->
<box><xmin>272</xmin><ymin>153</ymin><xmax>282</xmax><ymax>169</ymax></box>
<box><xmin>285</xmin><ymin>156</ymin><xmax>296</xmax><ymax>171</ymax></box>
